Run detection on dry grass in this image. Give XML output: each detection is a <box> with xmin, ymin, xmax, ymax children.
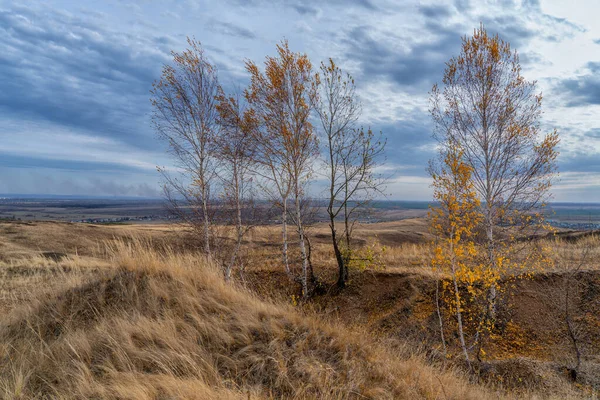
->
<box><xmin>544</xmin><ymin>233</ymin><xmax>600</xmax><ymax>272</ymax></box>
<box><xmin>0</xmin><ymin>220</ymin><xmax>598</xmax><ymax>398</ymax></box>
<box><xmin>0</xmin><ymin>253</ymin><xmax>109</xmax><ymax>313</ymax></box>
<box><xmin>0</xmin><ymin>239</ymin><xmax>496</xmax><ymax>399</ymax></box>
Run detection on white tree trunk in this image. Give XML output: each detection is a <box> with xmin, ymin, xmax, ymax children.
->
<box><xmin>485</xmin><ymin>209</ymin><xmax>497</xmax><ymax>320</ymax></box>
<box><xmin>225</xmin><ymin>165</ymin><xmax>243</xmax><ymax>281</ymax></box>
<box><xmin>450</xmin><ymin>227</ymin><xmax>470</xmax><ymax>367</ymax></box>
<box><xmin>202</xmin><ymin>183</ymin><xmax>211</xmax><ymax>258</ymax></box>
<box><xmin>295</xmin><ymin>184</ymin><xmax>309</xmax><ymax>299</ymax></box>
<box><xmin>282</xmin><ymin>197</ymin><xmax>290</xmax><ymax>277</ymax></box>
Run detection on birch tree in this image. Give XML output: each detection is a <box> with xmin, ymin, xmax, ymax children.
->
<box><xmin>430</xmin><ymin>144</ymin><xmax>482</xmax><ymax>368</ymax></box>
<box><xmin>430</xmin><ymin>25</ymin><xmax>559</xmax><ymax>320</ymax></box>
<box><xmin>151</xmin><ymin>38</ymin><xmax>220</xmax><ymax>257</ymax></box>
<box><xmin>314</xmin><ymin>59</ymin><xmax>386</xmax><ymax>288</ymax></box>
<box><xmin>245</xmin><ymin>41</ymin><xmax>319</xmax><ymax>298</ymax></box>
<box><xmin>215</xmin><ymin>88</ymin><xmax>257</xmax><ymax>281</ymax></box>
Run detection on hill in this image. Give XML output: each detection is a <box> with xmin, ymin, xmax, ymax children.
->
<box><xmin>0</xmin><ymin>242</ymin><xmax>490</xmax><ymax>399</ymax></box>
<box><xmin>0</xmin><ymin>220</ymin><xmax>598</xmax><ymax>398</ymax></box>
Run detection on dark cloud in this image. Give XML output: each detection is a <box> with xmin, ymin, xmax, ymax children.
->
<box><xmin>0</xmin><ymin>167</ymin><xmax>160</xmax><ymax>197</ymax></box>
<box><xmin>453</xmin><ymin>0</ymin><xmax>470</xmax><ymax>13</ymax></box>
<box><xmin>418</xmin><ymin>4</ymin><xmax>453</xmax><ymax>19</ymax></box>
<box><xmin>479</xmin><ymin>15</ymin><xmax>536</xmax><ymax>48</ymax></box>
<box><xmin>587</xmin><ymin>129</ymin><xmax>600</xmax><ymax>139</ymax></box>
<box><xmin>0</xmin><ymin>153</ymin><xmax>151</xmax><ymax>173</ymax></box>
<box><xmin>558</xmin><ymin>152</ymin><xmax>600</xmax><ymax>173</ymax></box>
<box><xmin>481</xmin><ymin>12</ymin><xmax>580</xmax><ymax>49</ymax></box>
<box><xmin>292</xmin><ymin>4</ymin><xmax>320</xmax><ymax>16</ymax></box>
<box><xmin>519</xmin><ymin>51</ymin><xmax>551</xmax><ymax>66</ymax></box>
<box><xmin>352</xmin><ymin>0</ymin><xmax>379</xmax><ymax>11</ymax></box>
<box><xmin>342</xmin><ymin>7</ymin><xmax>557</xmax><ymax>92</ymax></box>
<box><xmin>0</xmin><ymin>5</ymin><xmax>174</xmax><ymax>150</ymax></box>
<box><xmin>225</xmin><ymin>0</ymin><xmax>378</xmax><ymax>11</ymax></box>
<box><xmin>555</xmin><ymin>62</ymin><xmax>600</xmax><ymax>106</ymax></box>
<box><xmin>552</xmin><ymin>125</ymin><xmax>600</xmax><ymax>173</ymax></box>
<box><xmin>372</xmin><ymin>113</ymin><xmax>437</xmax><ymax>177</ymax></box>
<box><xmin>451</xmin><ymin>0</ymin><xmax>580</xmax><ymax>56</ymax></box>
<box><xmin>343</xmin><ymin>23</ymin><xmax>461</xmax><ymax>91</ymax></box>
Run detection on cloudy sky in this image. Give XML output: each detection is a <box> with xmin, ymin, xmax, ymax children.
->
<box><xmin>0</xmin><ymin>0</ymin><xmax>598</xmax><ymax>201</ymax></box>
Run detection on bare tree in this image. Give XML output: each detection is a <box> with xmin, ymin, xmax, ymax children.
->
<box><xmin>215</xmin><ymin>88</ymin><xmax>257</xmax><ymax>281</ymax></box>
<box><xmin>151</xmin><ymin>38</ymin><xmax>221</xmax><ymax>257</ymax></box>
<box><xmin>554</xmin><ymin>234</ymin><xmax>595</xmax><ymax>381</ymax></box>
<box><xmin>245</xmin><ymin>40</ymin><xmax>319</xmax><ymax>299</ymax></box>
<box><xmin>430</xmin><ymin>25</ymin><xmax>559</xmax><ymax>320</ymax></box>
<box><xmin>314</xmin><ymin>59</ymin><xmax>386</xmax><ymax>288</ymax></box>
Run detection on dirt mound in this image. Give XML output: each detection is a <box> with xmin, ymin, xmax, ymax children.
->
<box><xmin>0</xmin><ymin>247</ymin><xmax>490</xmax><ymax>399</ymax></box>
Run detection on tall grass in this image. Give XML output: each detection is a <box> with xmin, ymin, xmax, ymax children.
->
<box><xmin>0</xmin><ymin>239</ymin><xmax>496</xmax><ymax>399</ymax></box>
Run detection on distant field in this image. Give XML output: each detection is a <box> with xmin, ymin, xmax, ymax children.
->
<box><xmin>1</xmin><ymin>197</ymin><xmax>600</xmax><ymax>229</ymax></box>
<box><xmin>546</xmin><ymin>202</ymin><xmax>600</xmax><ymax>228</ymax></box>
<box><xmin>0</xmin><ymin>197</ymin><xmax>172</xmax><ymax>223</ymax></box>
<box><xmin>0</xmin><ymin>197</ymin><xmax>430</xmax><ymax>224</ymax></box>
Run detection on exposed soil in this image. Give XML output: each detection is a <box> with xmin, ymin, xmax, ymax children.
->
<box><xmin>247</xmin><ymin>265</ymin><xmax>600</xmax><ymax>392</ymax></box>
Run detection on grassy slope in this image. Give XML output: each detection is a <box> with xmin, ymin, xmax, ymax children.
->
<box><xmin>0</xmin><ymin>220</ymin><xmax>598</xmax><ymax>398</ymax></box>
<box><xmin>0</xmin><ymin>242</ymin><xmax>492</xmax><ymax>400</ymax></box>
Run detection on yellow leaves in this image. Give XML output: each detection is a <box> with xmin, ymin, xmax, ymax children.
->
<box><xmin>345</xmin><ymin>243</ymin><xmax>386</xmax><ymax>272</ymax></box>
<box><xmin>489</xmin><ymin>40</ymin><xmax>500</xmax><ymax>61</ymax></box>
<box><xmin>430</xmin><ymin>143</ymin><xmax>482</xmax><ymax>243</ymax></box>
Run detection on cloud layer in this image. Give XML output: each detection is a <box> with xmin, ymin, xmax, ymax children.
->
<box><xmin>0</xmin><ymin>0</ymin><xmax>599</xmax><ymax>200</ymax></box>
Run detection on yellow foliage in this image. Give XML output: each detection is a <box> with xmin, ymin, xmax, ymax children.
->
<box><xmin>429</xmin><ymin>145</ymin><xmax>482</xmax><ymax>288</ymax></box>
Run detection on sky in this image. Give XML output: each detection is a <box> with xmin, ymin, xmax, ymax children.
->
<box><xmin>0</xmin><ymin>0</ymin><xmax>599</xmax><ymax>201</ymax></box>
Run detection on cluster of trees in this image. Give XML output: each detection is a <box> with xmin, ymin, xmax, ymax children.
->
<box><xmin>151</xmin><ymin>25</ymin><xmax>565</xmax><ymax>364</ymax></box>
<box><xmin>428</xmin><ymin>25</ymin><xmax>559</xmax><ymax>366</ymax></box>
<box><xmin>151</xmin><ymin>39</ymin><xmax>385</xmax><ymax>299</ymax></box>
<box><xmin>150</xmin><ymin>23</ymin><xmax>588</xmax><ymax>376</ymax></box>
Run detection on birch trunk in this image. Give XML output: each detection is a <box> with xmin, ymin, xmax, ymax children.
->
<box><xmin>201</xmin><ymin>183</ymin><xmax>211</xmax><ymax>257</ymax></box>
<box><xmin>451</xmin><ymin>226</ymin><xmax>470</xmax><ymax>368</ymax></box>
<box><xmin>295</xmin><ymin>183</ymin><xmax>310</xmax><ymax>299</ymax></box>
<box><xmin>282</xmin><ymin>197</ymin><xmax>291</xmax><ymax>278</ymax></box>
<box><xmin>225</xmin><ymin>164</ymin><xmax>243</xmax><ymax>281</ymax></box>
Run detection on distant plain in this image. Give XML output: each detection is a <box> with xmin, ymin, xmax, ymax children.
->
<box><xmin>1</xmin><ymin>197</ymin><xmax>599</xmax><ymax>229</ymax></box>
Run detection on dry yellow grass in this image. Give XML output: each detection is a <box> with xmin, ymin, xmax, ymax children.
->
<box><xmin>0</xmin><ymin>253</ymin><xmax>108</xmax><ymax>313</ymax></box>
<box><xmin>0</xmin><ymin>220</ymin><xmax>597</xmax><ymax>399</ymax></box>
<box><xmin>0</xmin><ymin>239</ymin><xmax>499</xmax><ymax>400</ymax></box>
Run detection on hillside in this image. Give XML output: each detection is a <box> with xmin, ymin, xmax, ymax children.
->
<box><xmin>0</xmin><ymin>242</ymin><xmax>490</xmax><ymax>399</ymax></box>
<box><xmin>0</xmin><ymin>220</ymin><xmax>598</xmax><ymax>398</ymax></box>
